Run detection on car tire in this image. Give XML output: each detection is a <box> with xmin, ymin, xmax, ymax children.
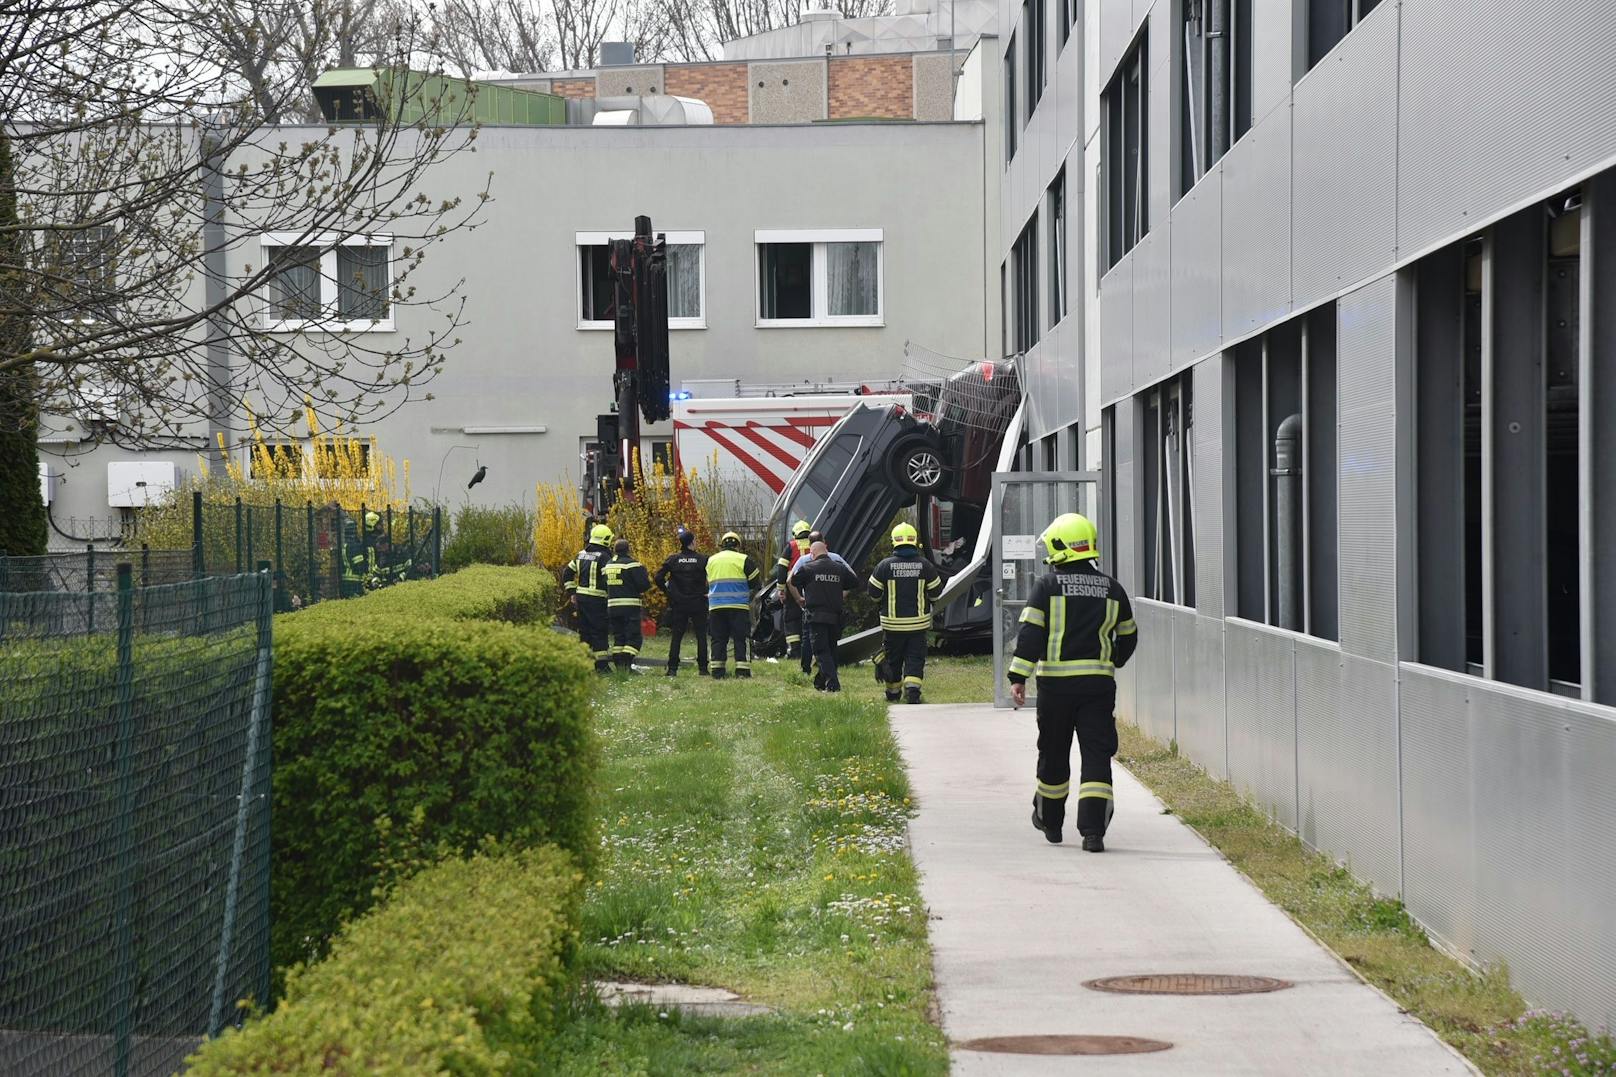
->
<box><xmin>892</xmin><ymin>439</ymin><xmax>946</xmax><ymax>495</ymax></box>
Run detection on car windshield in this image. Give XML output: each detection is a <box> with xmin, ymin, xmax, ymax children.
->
<box><xmin>782</xmin><ymin>433</ymin><xmax>861</xmax><ymax>528</ymax></box>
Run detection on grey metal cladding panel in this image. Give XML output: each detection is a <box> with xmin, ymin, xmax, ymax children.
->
<box><xmin>1296</xmin><ymin>649</ymin><xmax>1401</xmax><ymax>897</ymax></box>
<box><xmin>1220</xmin><ymin>104</ymin><xmax>1292</xmax><ymax>340</ymax></box>
<box><xmin>1399</xmin><ymin>668</ymin><xmax>1478</xmax><ymax>961</ymax></box>
<box><xmin>1171</xmin><ymin>168</ymin><xmax>1223</xmax><ymax>368</ymax></box>
<box><xmin>1336</xmin><ymin>278</ymin><xmax>1399</xmax><ymax>662</ymax></box>
<box><xmin>1023</xmin><ymin>337</ymin><xmax>1063</xmax><ymax>441</ymax></box>
<box><xmin>1174</xmin><ymin>614</ymin><xmax>1227</xmax><ymax>779</ymax></box>
<box><xmin>1147</xmin><ymin>49</ymin><xmax>1171</xmax><ymax>231</ymax></box>
<box><xmin>1224</xmin><ymin>622</ymin><xmax>1297</xmax><ymax>828</ymax></box>
<box><xmin>1398</xmin><ymin>0</ymin><xmax>1616</xmax><ymax>257</ymax></box>
<box><xmin>1133</xmin><ymin>601</ymin><xmax>1177</xmax><ymax>743</ymax></box>
<box><xmin>1290</xmin><ymin>9</ymin><xmax>1397</xmax><ymax>309</ymax></box>
<box><xmin>1099</xmin><ymin>0</ymin><xmax>1138</xmax><ymax>88</ymax></box>
<box><xmin>1131</xmin><ymin>223</ymin><xmax>1171</xmax><ymax>387</ymax></box>
<box><xmin>1115</xmin><ymin>459</ymin><xmax>1137</xmax><ymax>593</ymax></box>
<box><xmin>1250</xmin><ymin>0</ymin><xmax>1295</xmax><ymax>123</ymax></box>
<box><xmin>1468</xmin><ymin>686</ymin><xmax>1616</xmax><ymax>1033</ymax></box>
<box><xmin>1100</xmin><ymin>260</ymin><xmax>1134</xmax><ymax>402</ymax></box>
<box><xmin>1192</xmin><ymin>357</ymin><xmax>1225</xmax><ymax>617</ymax></box>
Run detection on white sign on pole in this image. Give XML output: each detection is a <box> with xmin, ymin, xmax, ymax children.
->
<box><xmin>1001</xmin><ymin>562</ymin><xmax>1016</xmax><ymax>580</ymax></box>
<box><xmin>1002</xmin><ymin>534</ymin><xmax>1037</xmax><ymax>560</ymax></box>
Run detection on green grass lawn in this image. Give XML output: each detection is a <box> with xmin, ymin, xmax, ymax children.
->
<box><xmin>535</xmin><ymin>649</ymin><xmax>949</xmax><ymax>1074</ymax></box>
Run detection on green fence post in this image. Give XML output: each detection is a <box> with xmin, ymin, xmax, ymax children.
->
<box><xmin>193</xmin><ymin>490</ymin><xmax>205</xmax><ymax>578</ymax></box>
<box><xmin>432</xmin><ymin>506</ymin><xmax>443</xmax><ymax>577</ymax></box>
<box><xmin>234</xmin><ymin>497</ymin><xmax>243</xmax><ymax>574</ymax></box>
<box><xmin>111</xmin><ymin>563</ymin><xmax>137</xmax><ymax>1077</ymax></box>
<box><xmin>140</xmin><ymin>543</ymin><xmax>151</xmax><ymax>588</ymax></box>
<box><xmin>306</xmin><ymin>503</ymin><xmax>318</xmax><ymax>606</ymax></box>
<box><xmin>245</xmin><ymin>505</ymin><xmax>255</xmax><ymax>574</ymax></box>
<box><xmin>274</xmin><ymin>500</ymin><xmax>284</xmax><ymax>579</ymax></box>
<box><xmin>208</xmin><ymin>564</ymin><xmax>273</xmax><ymax>1035</ymax></box>
<box><xmin>86</xmin><ymin>543</ymin><xmax>95</xmax><ymax>635</ymax></box>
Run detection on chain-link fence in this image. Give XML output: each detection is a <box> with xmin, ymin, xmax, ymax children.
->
<box><xmin>0</xmin><ymin>566</ymin><xmax>273</xmax><ymax>1076</ymax></box>
<box><xmin>191</xmin><ymin>497</ymin><xmax>442</xmax><ymax>610</ymax></box>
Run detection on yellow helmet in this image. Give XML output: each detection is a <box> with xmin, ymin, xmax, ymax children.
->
<box><xmin>720</xmin><ymin>531</ymin><xmax>742</xmax><ymax>549</ymax></box>
<box><xmin>891</xmin><ymin>522</ymin><xmax>919</xmax><ymax>547</ymax></box>
<box><xmin>364</xmin><ymin>511</ymin><xmax>380</xmax><ymax>528</ymax></box>
<box><xmin>792</xmin><ymin>519</ymin><xmax>812</xmax><ymax>538</ymax></box>
<box><xmin>1040</xmin><ymin>512</ymin><xmax>1098</xmax><ymax>564</ymax></box>
<box><xmin>589</xmin><ymin>523</ymin><xmax>614</xmax><ymax>545</ymax></box>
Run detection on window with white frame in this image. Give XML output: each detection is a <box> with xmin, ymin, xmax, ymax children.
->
<box><xmin>755</xmin><ymin>229</ymin><xmax>883</xmax><ymax>327</ymax></box>
<box><xmin>49</xmin><ymin>224</ymin><xmax>118</xmax><ymax>320</ymax></box>
<box><xmin>260</xmin><ymin>234</ymin><xmax>393</xmax><ymax>331</ymax></box>
<box><xmin>576</xmin><ymin>230</ymin><xmax>705</xmax><ymax>329</ymax></box>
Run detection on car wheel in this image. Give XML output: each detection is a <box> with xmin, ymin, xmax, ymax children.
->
<box><xmin>893</xmin><ymin>440</ymin><xmax>945</xmax><ymax>495</ymax></box>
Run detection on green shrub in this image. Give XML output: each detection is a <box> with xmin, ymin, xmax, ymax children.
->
<box><xmin>187</xmin><ymin>846</ymin><xmax>583</xmax><ymax>1075</ymax></box>
<box><xmin>442</xmin><ymin>504</ymin><xmax>536</xmax><ymax>573</ymax></box>
<box><xmin>288</xmin><ymin>564</ymin><xmax>555</xmax><ymax>629</ymax></box>
<box><xmin>271</xmin><ymin>593</ymin><xmax>596</xmax><ymax>972</ymax></box>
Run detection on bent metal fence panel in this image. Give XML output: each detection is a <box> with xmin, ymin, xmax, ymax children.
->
<box><xmin>0</xmin><ymin>566</ymin><xmax>272</xmax><ymax>1077</ymax></box>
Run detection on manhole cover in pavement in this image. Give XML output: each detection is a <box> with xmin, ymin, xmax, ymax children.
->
<box><xmin>956</xmin><ymin>1035</ymin><xmax>1173</xmax><ymax>1056</ymax></box>
<box><xmin>1085</xmin><ymin>973</ymin><xmax>1293</xmax><ymax>995</ymax></box>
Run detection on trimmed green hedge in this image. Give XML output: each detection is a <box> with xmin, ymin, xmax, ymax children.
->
<box><xmin>271</xmin><ymin>566</ymin><xmax>596</xmax><ymax>973</ymax></box>
<box><xmin>290</xmin><ymin>564</ymin><xmax>556</xmax><ymax>628</ymax></box>
<box><xmin>188</xmin><ymin>846</ymin><xmax>583</xmax><ymax>1074</ymax></box>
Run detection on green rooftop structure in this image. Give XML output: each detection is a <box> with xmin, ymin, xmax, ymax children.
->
<box><xmin>313</xmin><ymin>68</ymin><xmax>566</xmax><ymax>127</ymax></box>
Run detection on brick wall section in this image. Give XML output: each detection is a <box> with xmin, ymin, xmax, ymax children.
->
<box><xmin>828</xmin><ymin>55</ymin><xmax>914</xmax><ymax>119</ymax></box>
<box><xmin>664</xmin><ymin>63</ymin><xmax>750</xmax><ymax>124</ymax></box>
<box><xmin>549</xmin><ymin>77</ymin><xmax>596</xmax><ymax>99</ymax></box>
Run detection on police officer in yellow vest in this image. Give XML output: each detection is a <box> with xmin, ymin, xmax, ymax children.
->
<box><xmin>773</xmin><ymin>519</ymin><xmax>814</xmax><ymax>659</ymax></box>
<box><xmin>563</xmin><ymin>523</ymin><xmax>615</xmax><ymax>674</ymax></box>
<box><xmin>604</xmin><ymin>538</ymin><xmax>652</xmax><ymax>672</ymax></box>
<box><xmin>867</xmin><ymin>522</ymin><xmax>943</xmax><ymax>704</ymax></box>
<box><xmin>1007</xmin><ymin>513</ymin><xmax>1138</xmax><ymax>851</ymax></box>
<box><xmin>706</xmin><ymin>531</ymin><xmax>761</xmax><ymax>679</ymax></box>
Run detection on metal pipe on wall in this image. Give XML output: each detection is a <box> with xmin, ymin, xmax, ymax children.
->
<box><xmin>1273</xmin><ymin>412</ymin><xmax>1303</xmax><ymax>631</ymax></box>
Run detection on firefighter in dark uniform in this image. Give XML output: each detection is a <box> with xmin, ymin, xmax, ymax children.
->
<box><xmin>787</xmin><ymin>541</ymin><xmax>862</xmax><ymax>692</ymax></box>
<box><xmin>706</xmin><ymin>531</ymin><xmax>761</xmax><ymax>679</ymax></box>
<box><xmin>562</xmin><ymin>523</ymin><xmax>615</xmax><ymax>674</ymax></box>
<box><xmin>867</xmin><ymin>522</ymin><xmax>943</xmax><ymax>704</ymax></box>
<box><xmin>654</xmin><ymin>526</ymin><xmax>710</xmax><ymax>677</ymax></box>
<box><xmin>1006</xmin><ymin>512</ymin><xmax>1138</xmax><ymax>851</ymax></box>
<box><xmin>773</xmin><ymin>519</ymin><xmax>814</xmax><ymax>659</ymax></box>
<box><xmin>604</xmin><ymin>538</ymin><xmax>652</xmax><ymax>672</ymax></box>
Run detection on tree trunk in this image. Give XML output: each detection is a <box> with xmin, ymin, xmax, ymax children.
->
<box><xmin>0</xmin><ymin>135</ymin><xmax>47</xmax><ymax>556</ymax></box>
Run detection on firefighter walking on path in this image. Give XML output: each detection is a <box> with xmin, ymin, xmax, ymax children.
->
<box><xmin>773</xmin><ymin>519</ymin><xmax>814</xmax><ymax>659</ymax></box>
<box><xmin>868</xmin><ymin>522</ymin><xmax>943</xmax><ymax>704</ymax></box>
<box><xmin>655</xmin><ymin>526</ymin><xmax>710</xmax><ymax>676</ymax></box>
<box><xmin>1006</xmin><ymin>512</ymin><xmax>1138</xmax><ymax>851</ymax></box>
<box><xmin>604</xmin><ymin>538</ymin><xmax>652</xmax><ymax>672</ymax></box>
<box><xmin>563</xmin><ymin>523</ymin><xmax>615</xmax><ymax>674</ymax></box>
<box><xmin>788</xmin><ymin>540</ymin><xmax>862</xmax><ymax>692</ymax></box>
<box><xmin>707</xmin><ymin>531</ymin><xmax>761</xmax><ymax>679</ymax></box>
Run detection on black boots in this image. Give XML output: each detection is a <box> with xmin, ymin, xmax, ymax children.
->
<box><xmin>1082</xmin><ymin>835</ymin><xmax>1105</xmax><ymax>853</ymax></box>
<box><xmin>904</xmin><ymin>688</ymin><xmax>922</xmax><ymax>705</ymax></box>
<box><xmin>885</xmin><ymin>689</ymin><xmax>901</xmax><ymax>703</ymax></box>
<box><xmin>1032</xmin><ymin>795</ymin><xmax>1062</xmax><ymax>844</ymax></box>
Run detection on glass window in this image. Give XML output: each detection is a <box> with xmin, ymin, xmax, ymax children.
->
<box><xmin>1104</xmin><ymin>37</ymin><xmax>1148</xmax><ymax>268</ymax></box>
<box><xmin>580</xmin><ymin>245</ymin><xmax>614</xmax><ymax>321</ymax></box>
<box><xmin>759</xmin><ymin>243</ymin><xmax>813</xmax><ymax>320</ymax></box>
<box><xmin>262</xmin><ymin>238</ymin><xmax>391</xmax><ymax>328</ymax></box>
<box><xmin>267</xmin><ymin>245</ymin><xmax>321</xmax><ymax>322</ymax></box>
<box><xmin>826</xmin><ymin>242</ymin><xmax>878</xmax><ymax>317</ymax></box>
<box><xmin>337</xmin><ymin>244</ymin><xmax>389</xmax><ymax>321</ymax></box>
<box><xmin>667</xmin><ymin>243</ymin><xmax>701</xmax><ymax>319</ymax></box>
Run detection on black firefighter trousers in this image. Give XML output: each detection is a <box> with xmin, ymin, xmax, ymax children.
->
<box><xmin>576</xmin><ymin>597</ymin><xmax>612</xmax><ymax>674</ymax></box>
<box><xmin>664</xmin><ymin>606</ymin><xmax>709</xmax><ymax>673</ymax></box>
<box><xmin>709</xmin><ymin>607</ymin><xmax>751</xmax><ymax>677</ymax></box>
<box><xmin>881</xmin><ymin>629</ymin><xmax>928</xmax><ymax>699</ymax></box>
<box><xmin>1034</xmin><ymin>682</ymin><xmax>1119</xmax><ymax>836</ymax></box>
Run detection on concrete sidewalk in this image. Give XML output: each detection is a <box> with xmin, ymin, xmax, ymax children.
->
<box><xmin>892</xmin><ymin>703</ymin><xmax>1475</xmax><ymax>1075</ymax></box>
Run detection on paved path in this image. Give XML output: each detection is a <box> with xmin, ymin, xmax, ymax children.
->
<box><xmin>891</xmin><ymin>703</ymin><xmax>1475</xmax><ymax>1075</ymax></box>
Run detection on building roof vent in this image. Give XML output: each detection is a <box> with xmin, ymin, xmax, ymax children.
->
<box><xmin>800</xmin><ymin>3</ymin><xmax>843</xmax><ymax>21</ymax></box>
<box><xmin>599</xmin><ymin>41</ymin><xmax>635</xmax><ymax>66</ymax></box>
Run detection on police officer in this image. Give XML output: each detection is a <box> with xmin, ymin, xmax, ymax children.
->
<box><xmin>706</xmin><ymin>531</ymin><xmax>761</xmax><ymax>679</ymax></box>
<box><xmin>1006</xmin><ymin>513</ymin><xmax>1138</xmax><ymax>851</ymax></box>
<box><xmin>773</xmin><ymin>520</ymin><xmax>814</xmax><ymax>659</ymax></box>
<box><xmin>604</xmin><ymin>538</ymin><xmax>652</xmax><ymax>672</ymax></box>
<box><xmin>787</xmin><ymin>541</ymin><xmax>862</xmax><ymax>692</ymax></box>
<box><xmin>867</xmin><ymin>522</ymin><xmax>943</xmax><ymax>704</ymax></box>
<box><xmin>562</xmin><ymin>523</ymin><xmax>615</xmax><ymax>674</ymax></box>
<box><xmin>655</xmin><ymin>526</ymin><xmax>709</xmax><ymax>677</ymax></box>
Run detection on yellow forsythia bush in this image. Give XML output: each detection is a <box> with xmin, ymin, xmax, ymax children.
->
<box><xmin>186</xmin><ymin>846</ymin><xmax>583</xmax><ymax>1075</ymax></box>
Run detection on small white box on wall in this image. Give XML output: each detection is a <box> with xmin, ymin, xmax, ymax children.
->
<box><xmin>107</xmin><ymin>461</ymin><xmax>177</xmax><ymax>507</ymax></box>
